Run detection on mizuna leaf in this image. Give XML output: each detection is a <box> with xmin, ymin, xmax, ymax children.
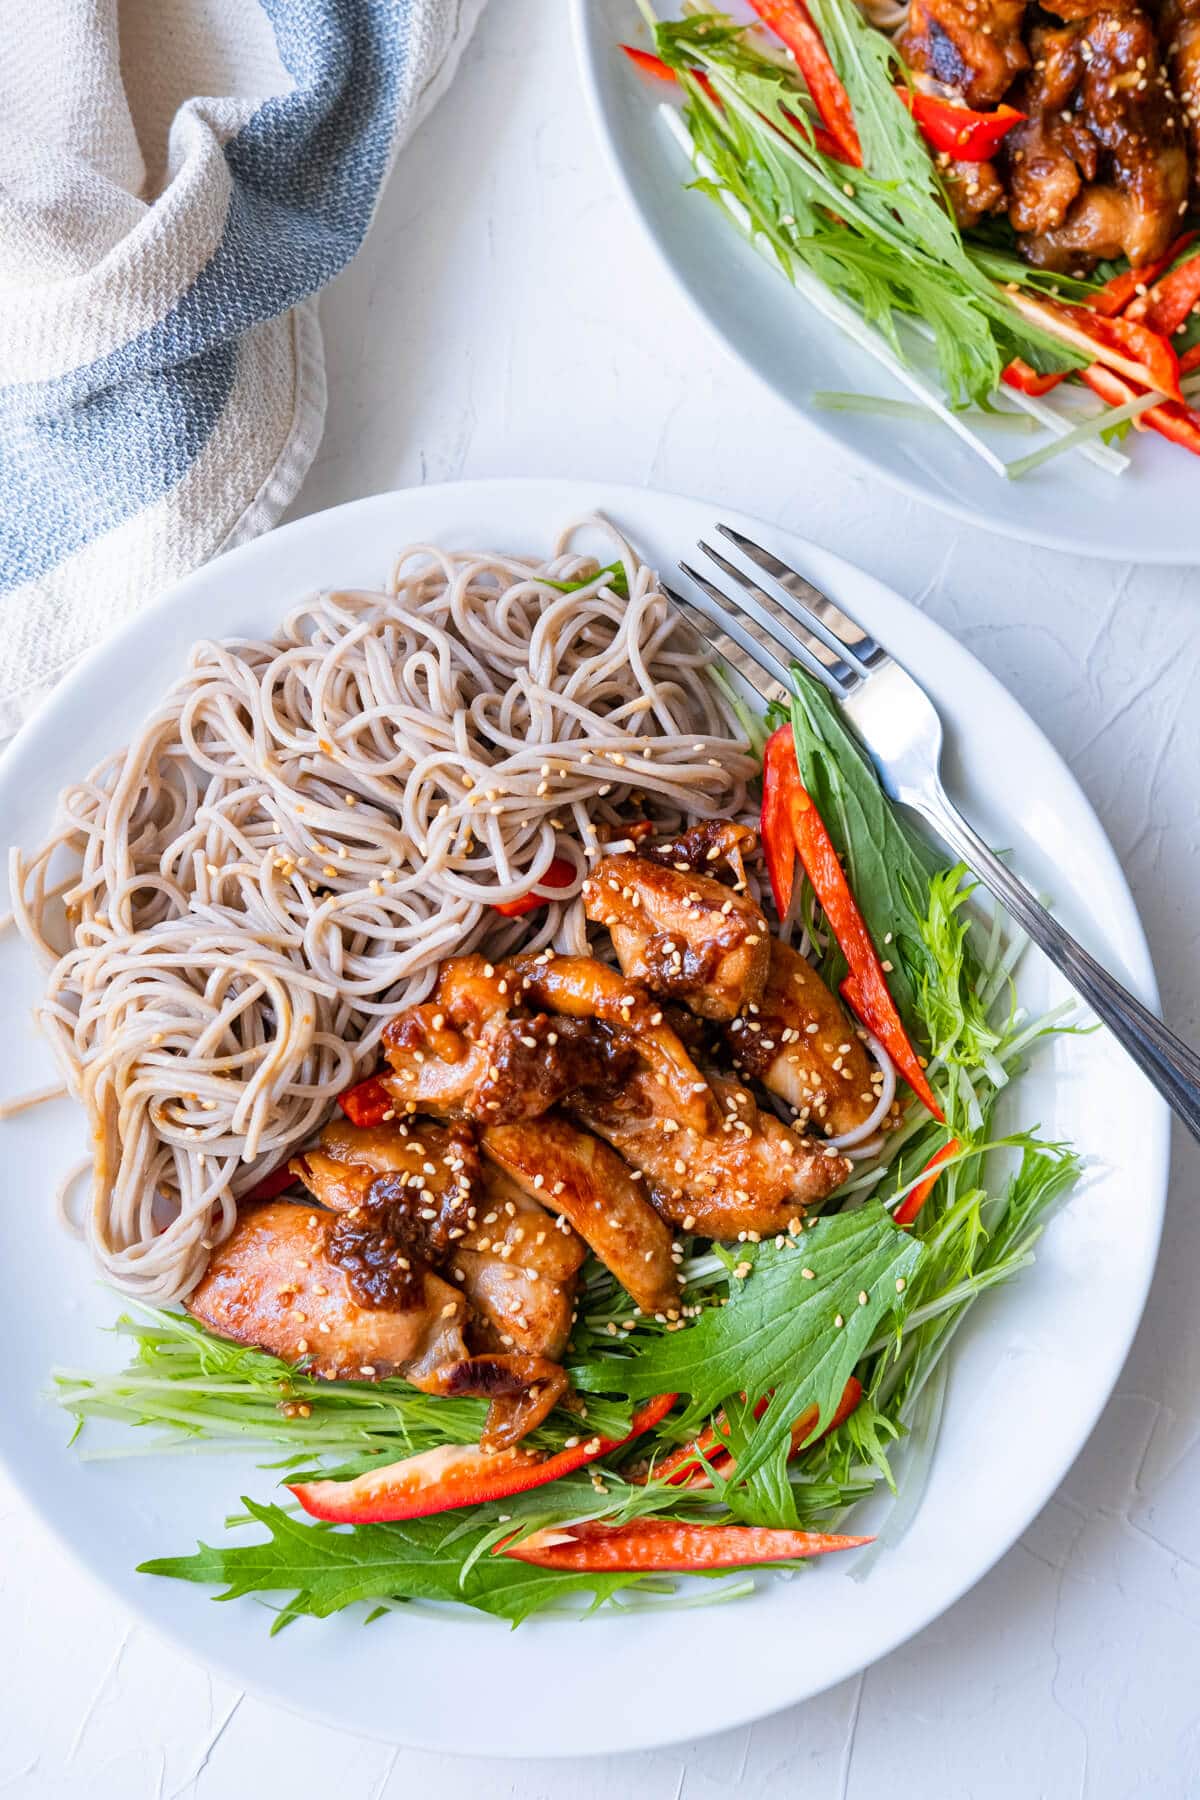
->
<box><xmin>139</xmin><ymin>1495</ymin><xmax>649</xmax><ymax>1631</ymax></box>
<box><xmin>574</xmin><ymin>1203</ymin><xmax>923</xmax><ymax>1487</ymax></box>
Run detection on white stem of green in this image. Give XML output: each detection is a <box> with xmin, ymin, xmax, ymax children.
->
<box><xmin>657</xmin><ymin>104</ymin><xmax>1011</xmax><ymax>476</ymax></box>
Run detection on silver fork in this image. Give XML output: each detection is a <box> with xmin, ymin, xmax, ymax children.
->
<box><xmin>668</xmin><ymin>524</ymin><xmax>1200</xmax><ymax>1143</ymax></box>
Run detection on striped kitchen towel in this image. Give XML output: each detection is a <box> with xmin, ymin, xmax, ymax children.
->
<box><xmin>0</xmin><ymin>0</ymin><xmax>485</xmax><ymax>735</ymax></box>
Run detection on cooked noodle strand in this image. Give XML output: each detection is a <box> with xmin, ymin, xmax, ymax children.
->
<box><xmin>12</xmin><ymin>521</ymin><xmax>754</xmax><ymax>1303</ymax></box>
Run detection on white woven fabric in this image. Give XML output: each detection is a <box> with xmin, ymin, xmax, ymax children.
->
<box><xmin>0</xmin><ymin>0</ymin><xmax>485</xmax><ymax>734</ymax></box>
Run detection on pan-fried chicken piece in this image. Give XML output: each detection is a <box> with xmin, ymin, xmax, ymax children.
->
<box><xmin>1008</xmin><ymin>9</ymin><xmax>1187</xmax><ymax>269</ymax></box>
<box><xmin>1159</xmin><ymin>0</ymin><xmax>1200</xmax><ymax>197</ymax></box>
<box><xmin>582</xmin><ymin>852</ymin><xmax>770</xmax><ymax>1023</ymax></box>
<box><xmin>380</xmin><ymin>956</ymin><xmax>619</xmax><ymax>1125</ymax></box>
<box><xmin>901</xmin><ymin>0</ymin><xmax>1030</xmax><ymax>107</ymax></box>
<box><xmin>186</xmin><ymin>1200</ymin><xmax>468</xmax><ymax>1383</ymax></box>
<box><xmin>943</xmin><ymin>155</ymin><xmax>1009</xmax><ymax>229</ymax></box>
<box><xmin>507</xmin><ymin>953</ymin><xmax>714</xmax><ymax>1132</ymax></box>
<box><xmin>726</xmin><ymin>939</ymin><xmax>882</xmax><ymax>1139</ymax></box>
<box><xmin>573</xmin><ymin>1070</ymin><xmax>850</xmax><ymax>1240</ymax></box>
<box><xmin>642</xmin><ymin>819</ymin><xmax>758</xmax><ymax>882</ymax></box>
<box><xmin>295</xmin><ymin>1117</ymin><xmax>584</xmax><ymax>1360</ymax></box>
<box><xmin>425</xmin><ymin>1352</ymin><xmax>570</xmax><ymax>1451</ymax></box>
<box><xmin>483</xmin><ymin>1114</ymin><xmax>682</xmax><ymax>1317</ymax></box>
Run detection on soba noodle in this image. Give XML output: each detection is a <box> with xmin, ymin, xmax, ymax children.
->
<box><xmin>12</xmin><ymin>520</ymin><xmax>756</xmax><ymax>1304</ymax></box>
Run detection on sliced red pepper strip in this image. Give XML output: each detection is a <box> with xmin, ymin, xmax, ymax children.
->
<box><xmin>244</xmin><ymin>1163</ymin><xmax>301</xmax><ymax>1203</ymax></box>
<box><xmin>1000</xmin><ymin>239</ymin><xmax>1196</xmax><ymax>400</ymax></box>
<box><xmin>1124</xmin><ymin>243</ymin><xmax>1200</xmax><ymax>336</ymax></box>
<box><xmin>760</xmin><ymin>724</ymin><xmax>799</xmax><ymax>918</ymax></box>
<box><xmin>746</xmin><ymin>0</ymin><xmax>863</xmax><ymax>167</ymax></box>
<box><xmin>498</xmin><ymin>1518</ymin><xmax>872</xmax><ymax>1571</ymax></box>
<box><xmin>657</xmin><ymin>1375</ymin><xmax>864</xmax><ymax>1489</ymax></box>
<box><xmin>289</xmin><ymin>1392</ymin><xmax>678</xmax><ymax>1524</ymax></box>
<box><xmin>1007</xmin><ymin>291</ymin><xmax>1182</xmax><ymax>403</ymax></box>
<box><xmin>893</xmin><ymin>1137</ymin><xmax>960</xmax><ymax>1227</ymax></box>
<box><xmin>620</xmin><ymin>40</ymin><xmax>843</xmax><ymax>157</ymax></box>
<box><xmin>619</xmin><ymin>43</ymin><xmax>722</xmax><ymax>109</ymax></box>
<box><xmin>1001</xmin><ymin>357</ymin><xmax>1064</xmax><ymax>398</ymax></box>
<box><xmin>760</xmin><ymin>726</ymin><xmax>942</xmax><ymax>1120</ymax></box>
<box><xmin>1082</xmin><ymin>362</ymin><xmax>1200</xmax><ymax>460</ymax></box>
<box><xmin>1093</xmin><ymin>233</ymin><xmax>1197</xmax><ymax>321</ymax></box>
<box><xmin>491</xmin><ymin>856</ymin><xmax>577</xmax><ymax>918</ymax></box>
<box><xmin>841</xmin><ymin>974</ymin><xmax>943</xmax><ymax>1121</ymax></box>
<box><xmin>1179</xmin><ymin>342</ymin><xmax>1200</xmax><ymax>377</ymax></box>
<box><xmin>897</xmin><ymin>89</ymin><xmax>1023</xmax><ymax>162</ymax></box>
<box><xmin>336</xmin><ymin>1074</ymin><xmax>394</xmax><ymax>1129</ymax></box>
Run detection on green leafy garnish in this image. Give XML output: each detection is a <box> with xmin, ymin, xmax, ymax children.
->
<box><xmin>575</xmin><ymin>1204</ymin><xmax>922</xmax><ymax>1485</ymax></box>
<box><xmin>140</xmin><ymin>1497</ymin><xmax>654</xmax><ymax>1631</ymax></box>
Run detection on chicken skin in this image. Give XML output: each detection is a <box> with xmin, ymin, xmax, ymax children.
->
<box><xmin>1159</xmin><ymin>0</ymin><xmax>1200</xmax><ymax>198</ymax></box>
<box><xmin>483</xmin><ymin>1113</ymin><xmax>682</xmax><ymax>1316</ymax></box>
<box><xmin>582</xmin><ymin>852</ymin><xmax>770</xmax><ymax>1023</ymax></box>
<box><xmin>573</xmin><ymin>1069</ymin><xmax>851</xmax><ymax>1240</ymax></box>
<box><xmin>295</xmin><ymin>1116</ymin><xmax>584</xmax><ymax>1361</ymax></box>
<box><xmin>726</xmin><ymin>939</ymin><xmax>882</xmax><ymax>1140</ymax></box>
<box><xmin>901</xmin><ymin>0</ymin><xmax>1030</xmax><ymax>106</ymax></box>
<box><xmin>187</xmin><ymin>1200</ymin><xmax>468</xmax><ymax>1384</ymax></box>
<box><xmin>1007</xmin><ymin>6</ymin><xmax>1187</xmax><ymax>269</ymax></box>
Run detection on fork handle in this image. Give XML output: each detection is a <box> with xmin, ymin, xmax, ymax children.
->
<box><xmin>912</xmin><ymin>784</ymin><xmax>1200</xmax><ymax>1144</ymax></box>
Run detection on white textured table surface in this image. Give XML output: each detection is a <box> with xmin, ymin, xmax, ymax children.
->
<box><xmin>4</xmin><ymin>3</ymin><xmax>1200</xmax><ymax>1795</ymax></box>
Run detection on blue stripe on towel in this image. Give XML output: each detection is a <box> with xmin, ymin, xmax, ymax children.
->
<box><xmin>0</xmin><ymin>0</ymin><xmax>410</xmax><ymax>592</ymax></box>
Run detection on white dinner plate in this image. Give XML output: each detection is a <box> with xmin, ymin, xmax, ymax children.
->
<box><xmin>572</xmin><ymin>2</ymin><xmax>1200</xmax><ymax>564</ymax></box>
<box><xmin>0</xmin><ymin>479</ymin><xmax>1169</xmax><ymax>1755</ymax></box>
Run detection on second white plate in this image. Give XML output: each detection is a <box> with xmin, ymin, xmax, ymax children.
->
<box><xmin>572</xmin><ymin>1</ymin><xmax>1200</xmax><ymax>563</ymax></box>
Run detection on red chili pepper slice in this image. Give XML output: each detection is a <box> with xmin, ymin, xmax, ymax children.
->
<box><xmin>1124</xmin><ymin>242</ymin><xmax>1200</xmax><ymax>336</ymax></box>
<box><xmin>654</xmin><ymin>1375</ymin><xmax>863</xmax><ymax>1489</ymax></box>
<box><xmin>897</xmin><ymin>89</ymin><xmax>1023</xmax><ymax>162</ymax></box>
<box><xmin>497</xmin><ymin>1518</ymin><xmax>872</xmax><ymax>1571</ymax></box>
<box><xmin>620</xmin><ymin>41</ymin><xmax>843</xmax><ymax>157</ymax></box>
<box><xmin>1001</xmin><ymin>357</ymin><xmax>1064</xmax><ymax>398</ymax></box>
<box><xmin>491</xmin><ymin>856</ymin><xmax>577</xmax><ymax>918</ymax></box>
<box><xmin>243</xmin><ymin>1163</ymin><xmax>301</xmax><ymax>1203</ymax></box>
<box><xmin>840</xmin><ymin>974</ymin><xmax>943</xmax><ymax>1121</ymax></box>
<box><xmin>1179</xmin><ymin>342</ymin><xmax>1200</xmax><ymax>377</ymax></box>
<box><xmin>746</xmin><ymin>0</ymin><xmax>863</xmax><ymax>166</ymax></box>
<box><xmin>1093</xmin><ymin>233</ymin><xmax>1197</xmax><ymax>321</ymax></box>
<box><xmin>1082</xmin><ymin>362</ymin><xmax>1200</xmax><ymax>459</ymax></box>
<box><xmin>893</xmin><ymin>1137</ymin><xmax>960</xmax><ymax>1227</ymax></box>
<box><xmin>1007</xmin><ymin>291</ymin><xmax>1182</xmax><ymax>403</ymax></box>
<box><xmin>336</xmin><ymin>1075</ymin><xmax>394</xmax><ymax>1129</ymax></box>
<box><xmin>760</xmin><ymin>724</ymin><xmax>800</xmax><ymax>919</ymax></box>
<box><xmin>1000</xmin><ymin>238</ymin><xmax>1197</xmax><ymax>400</ymax></box>
<box><xmin>760</xmin><ymin>726</ymin><xmax>942</xmax><ymax>1120</ymax></box>
<box><xmin>289</xmin><ymin>1392</ymin><xmax>679</xmax><ymax>1524</ymax></box>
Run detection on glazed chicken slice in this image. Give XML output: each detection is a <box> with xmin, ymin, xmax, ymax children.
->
<box><xmin>573</xmin><ymin>1069</ymin><xmax>851</xmax><ymax>1240</ymax></box>
<box><xmin>483</xmin><ymin>1113</ymin><xmax>682</xmax><ymax>1317</ymax></box>
<box><xmin>506</xmin><ymin>953</ymin><xmax>714</xmax><ymax>1132</ymax></box>
<box><xmin>581</xmin><ymin>849</ymin><xmax>770</xmax><ymax>1023</ymax></box>
<box><xmin>1007</xmin><ymin>7</ymin><xmax>1187</xmax><ymax>268</ymax></box>
<box><xmin>295</xmin><ymin>1116</ymin><xmax>584</xmax><ymax>1361</ymax></box>
<box><xmin>379</xmin><ymin>952</ymin><xmax>711</xmax><ymax>1133</ymax></box>
<box><xmin>379</xmin><ymin>955</ymin><xmax>618</xmax><ymax>1125</ymax></box>
<box><xmin>424</xmin><ymin>1351</ymin><xmax>571</xmax><ymax>1450</ymax></box>
<box><xmin>900</xmin><ymin>0</ymin><xmax>1030</xmax><ymax>107</ymax></box>
<box><xmin>1159</xmin><ymin>0</ymin><xmax>1200</xmax><ymax>198</ymax></box>
<box><xmin>186</xmin><ymin>1200</ymin><xmax>468</xmax><ymax>1384</ymax></box>
<box><xmin>726</xmin><ymin>939</ymin><xmax>883</xmax><ymax>1140</ymax></box>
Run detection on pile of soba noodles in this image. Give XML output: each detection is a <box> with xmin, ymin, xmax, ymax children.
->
<box><xmin>12</xmin><ymin>520</ymin><xmax>756</xmax><ymax>1304</ymax></box>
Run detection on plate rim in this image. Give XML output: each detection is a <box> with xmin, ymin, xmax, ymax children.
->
<box><xmin>568</xmin><ymin>1</ymin><xmax>1200</xmax><ymax>567</ymax></box>
<box><xmin>0</xmin><ymin>476</ymin><xmax>1171</xmax><ymax>1756</ymax></box>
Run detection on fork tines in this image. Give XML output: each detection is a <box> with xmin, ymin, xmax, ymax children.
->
<box><xmin>671</xmin><ymin>525</ymin><xmax>890</xmax><ymax>703</ymax></box>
